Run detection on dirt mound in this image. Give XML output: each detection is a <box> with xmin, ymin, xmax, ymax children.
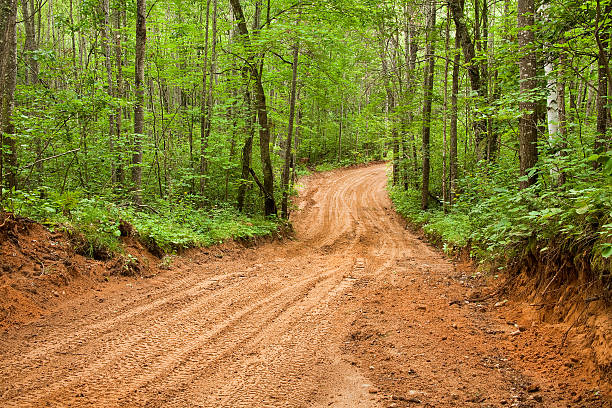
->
<box><xmin>499</xmin><ymin>267</ymin><xmax>612</xmax><ymax>393</ymax></box>
<box><xmin>0</xmin><ymin>212</ymin><xmax>154</xmax><ymax>329</ymax></box>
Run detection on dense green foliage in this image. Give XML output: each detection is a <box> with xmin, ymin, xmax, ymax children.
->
<box><xmin>391</xmin><ymin>149</ymin><xmax>612</xmax><ymax>278</ymax></box>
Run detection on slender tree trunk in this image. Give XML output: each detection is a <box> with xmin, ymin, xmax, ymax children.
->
<box><xmin>518</xmin><ymin>0</ymin><xmax>538</xmax><ymax>189</ymax></box>
<box><xmin>450</xmin><ymin>31</ymin><xmax>460</xmax><ymax>206</ymax></box>
<box><xmin>379</xmin><ymin>35</ymin><xmax>398</xmax><ymax>186</ymax></box>
<box><xmin>237</xmin><ymin>87</ymin><xmax>255</xmax><ymax>212</ymax></box>
<box><xmin>421</xmin><ymin>0</ymin><xmax>436</xmax><ymax>210</ymax></box>
<box><xmin>409</xmin><ymin>19</ymin><xmax>419</xmax><ymax>188</ymax></box>
<box><xmin>291</xmin><ymin>99</ymin><xmax>301</xmax><ymax>184</ymax></box>
<box><xmin>133</xmin><ymin>0</ymin><xmax>146</xmax><ymax>204</ymax></box>
<box><xmin>101</xmin><ymin>0</ymin><xmax>116</xmax><ymax>183</ymax></box>
<box><xmin>482</xmin><ymin>0</ymin><xmax>495</xmax><ymax>162</ymax></box>
<box><xmin>281</xmin><ymin>40</ymin><xmax>299</xmax><ymax>219</ymax></box>
<box><xmin>442</xmin><ymin>7</ymin><xmax>450</xmax><ymax>210</ymax></box>
<box><xmin>337</xmin><ymin>102</ymin><xmax>343</xmax><ymax>163</ymax></box>
<box><xmin>539</xmin><ymin>4</ymin><xmax>560</xmax><ymax>139</ymax></box>
<box><xmin>555</xmin><ymin>45</ymin><xmax>568</xmax><ymax>185</ymax></box>
<box><xmin>202</xmin><ymin>0</ymin><xmax>217</xmax><ymax>196</ymax></box>
<box><xmin>448</xmin><ymin>0</ymin><xmax>487</xmax><ymax>160</ymax></box>
<box><xmin>229</xmin><ymin>0</ymin><xmax>276</xmax><ymax>215</ymax></box>
<box><xmin>595</xmin><ymin>29</ymin><xmax>610</xmax><ymax>157</ymax></box>
<box><xmin>22</xmin><ymin>0</ymin><xmax>43</xmax><ymax>179</ymax></box>
<box><xmin>114</xmin><ymin>5</ymin><xmax>124</xmax><ymax>183</ymax></box>
<box><xmin>1</xmin><ymin>0</ymin><xmax>18</xmax><ymax>193</ymax></box>
<box><xmin>199</xmin><ymin>0</ymin><xmax>211</xmax><ymax>196</ymax></box>
<box><xmin>21</xmin><ymin>0</ymin><xmax>39</xmax><ymax>84</ymax></box>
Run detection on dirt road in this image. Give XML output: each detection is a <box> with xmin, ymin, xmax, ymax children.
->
<box><xmin>0</xmin><ymin>164</ymin><xmax>608</xmax><ymax>407</ymax></box>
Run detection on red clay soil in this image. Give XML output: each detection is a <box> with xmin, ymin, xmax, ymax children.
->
<box><xmin>0</xmin><ymin>163</ymin><xmax>610</xmax><ymax>407</ymax></box>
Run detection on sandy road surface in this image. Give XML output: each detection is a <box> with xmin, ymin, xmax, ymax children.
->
<box><xmin>0</xmin><ymin>164</ymin><xmax>608</xmax><ymax>407</ymax></box>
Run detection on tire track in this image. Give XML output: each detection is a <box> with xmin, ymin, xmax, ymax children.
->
<box><xmin>0</xmin><ymin>163</ymin><xmax>401</xmax><ymax>408</ymax></box>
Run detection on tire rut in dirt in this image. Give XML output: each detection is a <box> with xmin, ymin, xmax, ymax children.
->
<box><xmin>0</xmin><ymin>163</ymin><xmax>400</xmax><ymax>408</ymax></box>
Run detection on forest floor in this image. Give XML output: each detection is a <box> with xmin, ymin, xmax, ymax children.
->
<box><xmin>0</xmin><ymin>163</ymin><xmax>610</xmax><ymax>407</ymax></box>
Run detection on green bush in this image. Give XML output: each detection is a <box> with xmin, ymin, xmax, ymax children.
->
<box><xmin>389</xmin><ymin>151</ymin><xmax>612</xmax><ymax>279</ymax></box>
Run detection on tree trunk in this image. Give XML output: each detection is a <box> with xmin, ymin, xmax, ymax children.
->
<box><xmin>379</xmin><ymin>34</ymin><xmax>398</xmax><ymax>186</ymax></box>
<box><xmin>281</xmin><ymin>41</ymin><xmax>299</xmax><ymax>219</ymax></box>
<box><xmin>0</xmin><ymin>0</ymin><xmax>18</xmax><ymax>193</ymax></box>
<box><xmin>450</xmin><ymin>29</ymin><xmax>460</xmax><ymax>206</ymax></box>
<box><xmin>539</xmin><ymin>4</ymin><xmax>560</xmax><ymax>140</ymax></box>
<box><xmin>229</xmin><ymin>0</ymin><xmax>276</xmax><ymax>216</ymax></box>
<box><xmin>518</xmin><ymin>0</ymin><xmax>538</xmax><ymax>189</ymax></box>
<box><xmin>133</xmin><ymin>0</ymin><xmax>146</xmax><ymax>204</ymax></box>
<box><xmin>101</xmin><ymin>0</ymin><xmax>116</xmax><ymax>183</ymax></box>
<box><xmin>421</xmin><ymin>0</ymin><xmax>436</xmax><ymax>210</ymax></box>
<box><xmin>114</xmin><ymin>5</ymin><xmax>124</xmax><ymax>183</ymax></box>
<box><xmin>448</xmin><ymin>0</ymin><xmax>487</xmax><ymax>160</ymax></box>
<box><xmin>442</xmin><ymin>7</ymin><xmax>450</xmax><ymax>210</ymax></box>
<box><xmin>595</xmin><ymin>29</ymin><xmax>610</xmax><ymax>157</ymax></box>
<box><xmin>254</xmin><ymin>76</ymin><xmax>277</xmax><ymax>216</ymax></box>
<box><xmin>237</xmin><ymin>88</ymin><xmax>255</xmax><ymax>212</ymax></box>
<box><xmin>199</xmin><ymin>0</ymin><xmax>211</xmax><ymax>196</ymax></box>
<box><xmin>21</xmin><ymin>0</ymin><xmax>39</xmax><ymax>85</ymax></box>
<box><xmin>337</xmin><ymin>102</ymin><xmax>343</xmax><ymax>163</ymax></box>
<box><xmin>202</xmin><ymin>0</ymin><xmax>218</xmax><ymax>197</ymax></box>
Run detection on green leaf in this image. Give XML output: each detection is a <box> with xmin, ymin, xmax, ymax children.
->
<box><xmin>586</xmin><ymin>154</ymin><xmax>600</xmax><ymax>162</ymax></box>
<box><xmin>575</xmin><ymin>205</ymin><xmax>590</xmax><ymax>215</ymax></box>
<box><xmin>602</xmin><ymin>245</ymin><xmax>612</xmax><ymax>258</ymax></box>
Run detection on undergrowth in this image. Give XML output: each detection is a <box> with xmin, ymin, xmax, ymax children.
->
<box><xmin>389</xmin><ymin>150</ymin><xmax>612</xmax><ymax>288</ymax></box>
<box><xmin>4</xmin><ymin>191</ymin><xmax>282</xmax><ymax>258</ymax></box>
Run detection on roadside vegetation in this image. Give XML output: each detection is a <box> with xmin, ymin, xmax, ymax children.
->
<box><xmin>390</xmin><ymin>152</ymin><xmax>612</xmax><ymax>284</ymax></box>
<box><xmin>5</xmin><ymin>191</ymin><xmax>281</xmax><ymax>258</ymax></box>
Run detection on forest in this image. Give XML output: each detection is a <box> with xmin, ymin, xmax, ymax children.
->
<box><xmin>0</xmin><ymin>0</ymin><xmax>610</xmax><ymax>286</ymax></box>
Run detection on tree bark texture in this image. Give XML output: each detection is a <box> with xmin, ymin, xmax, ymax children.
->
<box><xmin>281</xmin><ymin>41</ymin><xmax>299</xmax><ymax>219</ymax></box>
<box><xmin>421</xmin><ymin>0</ymin><xmax>436</xmax><ymax>210</ymax></box>
<box><xmin>1</xmin><ymin>0</ymin><xmax>18</xmax><ymax>193</ymax></box>
<box><xmin>450</xmin><ymin>32</ymin><xmax>460</xmax><ymax>206</ymax></box>
<box><xmin>133</xmin><ymin>0</ymin><xmax>146</xmax><ymax>204</ymax></box>
<box><xmin>199</xmin><ymin>0</ymin><xmax>211</xmax><ymax>195</ymax></box>
<box><xmin>518</xmin><ymin>0</ymin><xmax>538</xmax><ymax>189</ymax></box>
<box><xmin>229</xmin><ymin>0</ymin><xmax>276</xmax><ymax>216</ymax></box>
<box><xmin>447</xmin><ymin>0</ymin><xmax>487</xmax><ymax>160</ymax></box>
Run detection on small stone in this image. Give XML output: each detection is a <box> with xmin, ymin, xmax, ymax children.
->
<box><xmin>494</xmin><ymin>299</ymin><xmax>508</xmax><ymax>307</ymax></box>
<box><xmin>52</xmin><ymin>290</ymin><xmax>59</xmax><ymax>297</ymax></box>
<box><xmin>368</xmin><ymin>387</ymin><xmax>379</xmax><ymax>394</ymax></box>
<box><xmin>527</xmin><ymin>384</ymin><xmax>540</xmax><ymax>393</ymax></box>
<box><xmin>532</xmin><ymin>395</ymin><xmax>543</xmax><ymax>403</ymax></box>
<box><xmin>416</xmin><ymin>305</ymin><xmax>427</xmax><ymax>311</ymax></box>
